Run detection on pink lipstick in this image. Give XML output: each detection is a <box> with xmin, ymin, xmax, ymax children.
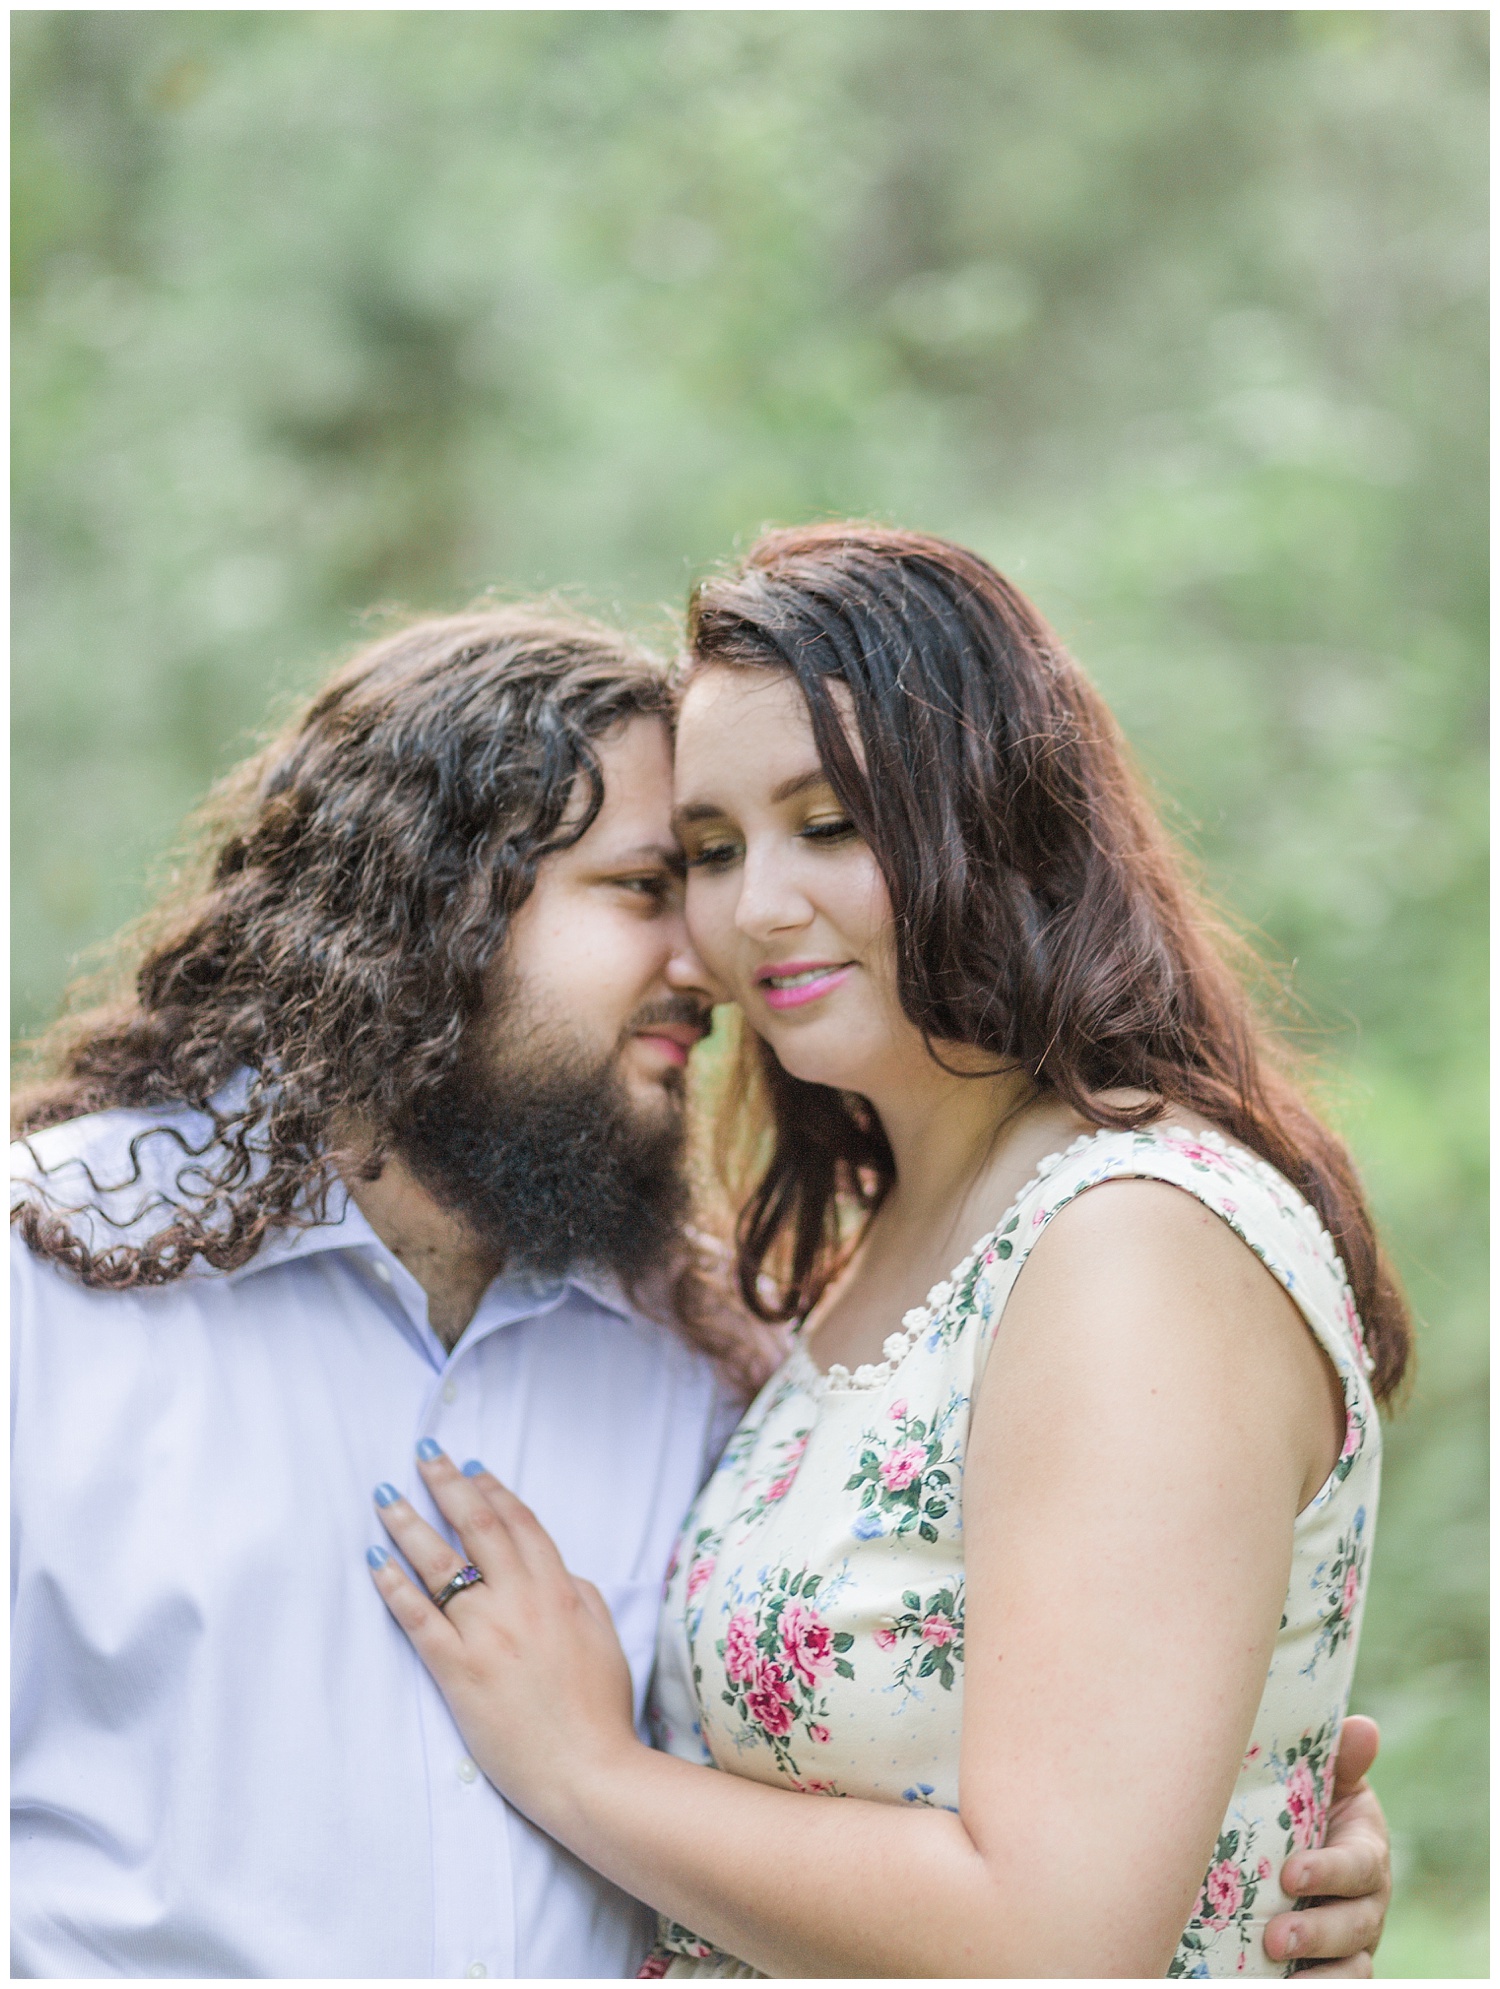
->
<box><xmin>755</xmin><ymin>960</ymin><xmax>854</xmax><ymax>1011</ymax></box>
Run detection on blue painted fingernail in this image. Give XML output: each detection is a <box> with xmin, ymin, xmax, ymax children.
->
<box><xmin>374</xmin><ymin>1482</ymin><xmax>401</xmax><ymax>1507</ymax></box>
<box><xmin>416</xmin><ymin>1438</ymin><xmax>443</xmax><ymax>1462</ymax></box>
<box><xmin>462</xmin><ymin>1459</ymin><xmax>485</xmax><ymax>1477</ymax></box>
<box><xmin>366</xmin><ymin>1545</ymin><xmax>389</xmax><ymax>1568</ymax></box>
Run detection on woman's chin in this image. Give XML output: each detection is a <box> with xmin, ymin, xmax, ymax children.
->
<box><xmin>758</xmin><ymin>1018</ymin><xmax>880</xmax><ymax>1095</ymax></box>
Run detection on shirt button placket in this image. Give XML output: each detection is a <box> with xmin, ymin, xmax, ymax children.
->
<box><xmin>414</xmin><ymin>1339</ymin><xmax>508</xmax><ymax>1985</ymax></box>
<box><xmin>427</xmin><ymin>1351</ymin><xmax>480</xmax><ymax>1503</ymax></box>
<box><xmin>418</xmin><ymin>1667</ymin><xmax>508</xmax><ymax>1979</ymax></box>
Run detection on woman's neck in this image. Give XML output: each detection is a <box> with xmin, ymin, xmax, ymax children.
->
<box><xmin>796</xmin><ymin>1049</ymin><xmax>1063</xmax><ymax>1369</ymax></box>
<box><xmin>863</xmin><ymin>1049</ymin><xmax>1042</xmax><ymax>1239</ymax></box>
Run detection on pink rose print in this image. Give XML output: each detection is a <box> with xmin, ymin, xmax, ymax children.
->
<box><xmin>723</xmin><ymin>1609</ymin><xmax>758</xmax><ymax>1684</ymax></box>
<box><xmin>873</xmin><ymin>1626</ymin><xmax>898</xmax><ymax>1650</ymax></box>
<box><xmin>1341</xmin><ymin>1561</ymin><xmax>1360</xmax><ymax>1618</ymax></box>
<box><xmin>769</xmin><ymin>1434</ymin><xmax>809</xmax><ymax>1491</ymax></box>
<box><xmin>883</xmin><ymin>1584</ymin><xmax>965</xmax><ymax>1692</ymax></box>
<box><xmin>1170</xmin><ymin>1137</ymin><xmax>1218</xmax><ymax>1166</ymax></box>
<box><xmin>1202</xmin><ymin>1858</ymin><xmax>1244</xmax><ymax>1930</ymax></box>
<box><xmin>810</xmin><ymin>1723</ymin><xmax>831</xmax><ymax>1744</ymax></box>
<box><xmin>780</xmin><ymin>1600</ymin><xmax>837</xmax><ymax>1688</ymax></box>
<box><xmin>744</xmin><ymin>1657</ymin><xmax>795</xmax><ymax>1738</ymax></box>
<box><xmin>887</xmin><ymin>1398</ymin><xmax>909</xmax><ymax>1421</ymax></box>
<box><xmin>1284</xmin><ymin>1757</ymin><xmax>1319</xmax><ymax>1849</ymax></box>
<box><xmin>685</xmin><ymin>1556</ymin><xmax>715</xmax><ymax>1602</ymax></box>
<box><xmin>1256</xmin><ymin>1858</ymin><xmax>1272</xmax><ymax>1882</ymax></box>
<box><xmin>879</xmin><ymin>1441</ymin><xmax>928</xmax><ymax>1493</ymax></box>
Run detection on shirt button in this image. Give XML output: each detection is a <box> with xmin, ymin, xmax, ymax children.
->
<box><xmin>466</xmin><ymin>1965</ymin><xmax>487</xmax><ymax>1979</ymax></box>
<box><xmin>372</xmin><ymin>1262</ymin><xmax>392</xmax><ymax>1284</ymax></box>
<box><xmin>441</xmin><ymin>1380</ymin><xmax>458</xmax><ymax>1404</ymax></box>
<box><xmin>457</xmin><ymin>1757</ymin><xmax>478</xmax><ymax>1784</ymax></box>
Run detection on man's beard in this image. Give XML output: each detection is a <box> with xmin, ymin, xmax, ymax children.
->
<box><xmin>390</xmin><ymin>1000</ymin><xmax>699</xmax><ymax>1291</ymax></box>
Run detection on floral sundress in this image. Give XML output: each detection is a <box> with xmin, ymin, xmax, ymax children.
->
<box><xmin>642</xmin><ymin>1126</ymin><xmax>1381</xmax><ymax>1978</ymax></box>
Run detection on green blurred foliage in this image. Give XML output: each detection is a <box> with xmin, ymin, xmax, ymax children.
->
<box><xmin>12</xmin><ymin>11</ymin><xmax>1486</xmax><ymax>1970</ymax></box>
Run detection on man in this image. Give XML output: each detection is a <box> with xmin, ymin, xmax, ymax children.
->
<box><xmin>12</xmin><ymin>607</ymin><xmax>1389</xmax><ymax>1977</ymax></box>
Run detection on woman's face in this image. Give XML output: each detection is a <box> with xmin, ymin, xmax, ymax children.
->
<box><xmin>673</xmin><ymin>665</ymin><xmax>918</xmax><ymax>1094</ymax></box>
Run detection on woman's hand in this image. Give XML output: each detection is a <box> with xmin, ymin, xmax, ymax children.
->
<box><xmin>367</xmin><ymin>1443</ymin><xmax>642</xmax><ymax>1830</ymax></box>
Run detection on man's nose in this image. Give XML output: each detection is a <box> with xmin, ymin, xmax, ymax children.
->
<box><xmin>662</xmin><ymin>918</ymin><xmax>725</xmax><ymax>1005</ymax></box>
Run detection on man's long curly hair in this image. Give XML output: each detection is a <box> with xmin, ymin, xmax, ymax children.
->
<box><xmin>13</xmin><ymin>606</ymin><xmax>765</xmax><ymax>1380</ymax></box>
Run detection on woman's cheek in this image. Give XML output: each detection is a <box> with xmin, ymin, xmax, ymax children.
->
<box><xmin>684</xmin><ymin>875</ymin><xmax>741</xmax><ymax>990</ymax></box>
<box><xmin>836</xmin><ymin>847</ymin><xmax>897</xmax><ymax>957</ymax></box>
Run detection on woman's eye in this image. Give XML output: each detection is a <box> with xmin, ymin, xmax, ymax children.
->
<box><xmin>800</xmin><ymin>815</ymin><xmax>856</xmax><ymax>844</ymax></box>
<box><xmin>685</xmin><ymin>839</ymin><xmax>741</xmax><ymax>870</ymax></box>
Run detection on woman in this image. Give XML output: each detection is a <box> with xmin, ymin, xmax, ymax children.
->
<box><xmin>367</xmin><ymin>525</ymin><xmax>1396</xmax><ymax>1975</ymax></box>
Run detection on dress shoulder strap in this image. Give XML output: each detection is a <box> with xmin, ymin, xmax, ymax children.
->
<box><xmin>967</xmin><ymin>1126</ymin><xmax>1378</xmax><ymax>1417</ymax></box>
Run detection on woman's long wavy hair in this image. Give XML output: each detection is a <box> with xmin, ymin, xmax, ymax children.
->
<box><xmin>13</xmin><ymin>606</ymin><xmax>764</xmax><ymax>1379</ymax></box>
<box><xmin>688</xmin><ymin>523</ymin><xmax>1410</xmax><ymax>1403</ymax></box>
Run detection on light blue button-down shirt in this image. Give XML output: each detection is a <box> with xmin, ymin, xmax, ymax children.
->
<box><xmin>12</xmin><ymin>1105</ymin><xmax>736</xmax><ymax>1979</ymax></box>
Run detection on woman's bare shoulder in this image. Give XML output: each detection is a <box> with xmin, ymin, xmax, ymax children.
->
<box><xmin>970</xmin><ymin>1091</ymin><xmax>1239</xmax><ymax>1225</ymax></box>
<box><xmin>994</xmin><ymin>1154</ymin><xmax>1342</xmax><ymax>1498</ymax></box>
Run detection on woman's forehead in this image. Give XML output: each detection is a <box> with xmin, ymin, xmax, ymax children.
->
<box><xmin>672</xmin><ymin>672</ymin><xmax>828</xmax><ymax>808</ymax></box>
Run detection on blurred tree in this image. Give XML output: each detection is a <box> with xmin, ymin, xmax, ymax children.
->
<box><xmin>11</xmin><ymin>10</ymin><xmax>1486</xmax><ymax>1971</ymax></box>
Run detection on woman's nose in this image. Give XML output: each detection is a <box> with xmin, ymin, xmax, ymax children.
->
<box><xmin>734</xmin><ymin>846</ymin><xmax>813</xmax><ymax>942</ymax></box>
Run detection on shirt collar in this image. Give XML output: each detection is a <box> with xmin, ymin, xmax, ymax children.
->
<box><xmin>217</xmin><ymin>1176</ymin><xmax>376</xmax><ymax>1282</ymax></box>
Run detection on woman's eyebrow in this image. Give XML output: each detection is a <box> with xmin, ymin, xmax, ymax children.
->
<box><xmin>671</xmin><ymin>768</ymin><xmax>830</xmax><ymax>831</ymax></box>
<box><xmin>768</xmin><ymin>768</ymin><xmax>831</xmax><ymax>804</ymax></box>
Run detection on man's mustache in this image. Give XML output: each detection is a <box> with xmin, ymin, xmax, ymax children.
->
<box><xmin>626</xmin><ymin>996</ymin><xmax>714</xmax><ymax>1042</ymax></box>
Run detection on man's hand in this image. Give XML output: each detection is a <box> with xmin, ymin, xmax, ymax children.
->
<box><xmin>1264</xmin><ymin>1716</ymin><xmax>1391</xmax><ymax>1976</ymax></box>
